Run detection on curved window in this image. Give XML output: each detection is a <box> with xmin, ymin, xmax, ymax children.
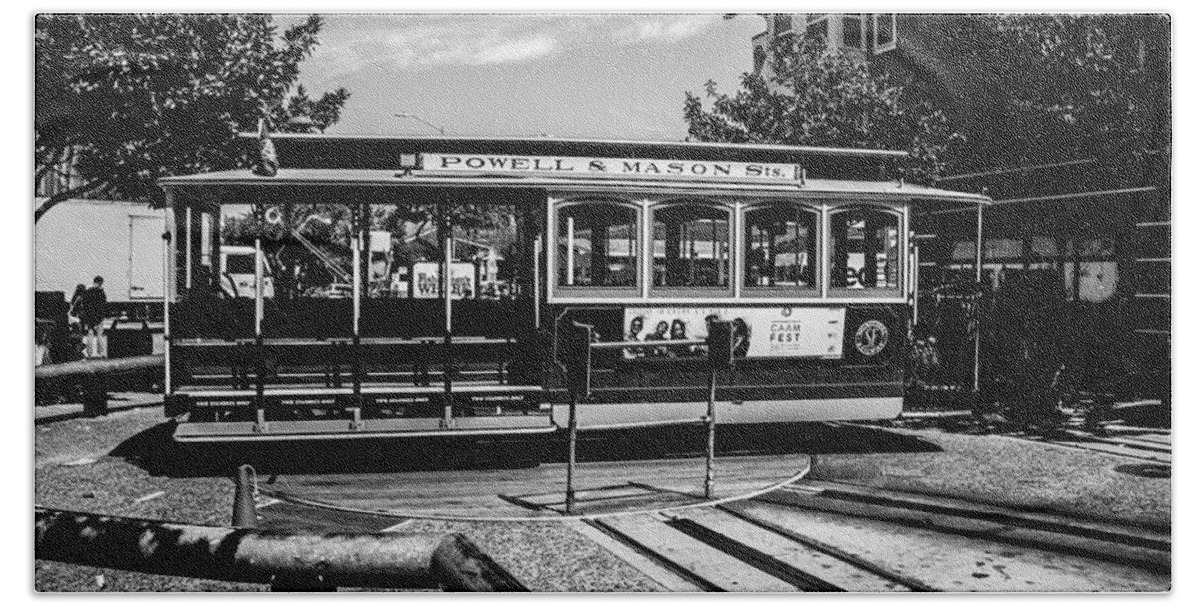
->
<box><xmin>829</xmin><ymin>207</ymin><xmax>901</xmax><ymax>291</ymax></box>
<box><xmin>744</xmin><ymin>203</ymin><xmax>818</xmax><ymax>292</ymax></box>
<box><xmin>652</xmin><ymin>202</ymin><xmax>731</xmax><ymax>291</ymax></box>
<box><xmin>556</xmin><ymin>201</ymin><xmax>638</xmax><ymax>290</ymax></box>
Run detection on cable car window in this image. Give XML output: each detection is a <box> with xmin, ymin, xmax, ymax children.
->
<box><xmin>743</xmin><ymin>203</ymin><xmax>818</xmax><ymax>292</ymax></box>
<box><xmin>367</xmin><ymin>203</ymin><xmax>437</xmax><ymax>299</ymax></box>
<box><xmin>829</xmin><ymin>207</ymin><xmax>901</xmax><ymax>291</ymax></box>
<box><xmin>556</xmin><ymin>201</ymin><xmax>639</xmax><ymax>290</ymax></box>
<box><xmin>652</xmin><ymin>202</ymin><xmax>731</xmax><ymax>291</ymax></box>
<box><xmin>369</xmin><ymin>203</ymin><xmax>519</xmax><ymax>300</ymax></box>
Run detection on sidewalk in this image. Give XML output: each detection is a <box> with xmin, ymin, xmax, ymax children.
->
<box><xmin>35</xmin><ymin>392</ymin><xmax>163</xmax><ymax>424</ymax></box>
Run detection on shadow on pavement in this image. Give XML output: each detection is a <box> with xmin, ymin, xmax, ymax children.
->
<box><xmin>110</xmin><ymin>420</ymin><xmax>942</xmax><ymax>478</ymax></box>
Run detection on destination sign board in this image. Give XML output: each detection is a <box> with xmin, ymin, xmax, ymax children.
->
<box><xmin>421</xmin><ymin>153</ymin><xmax>801</xmax><ymax>181</ymax></box>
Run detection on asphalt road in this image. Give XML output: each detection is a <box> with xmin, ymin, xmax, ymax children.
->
<box><xmin>34</xmin><ymin>396</ymin><xmax>1171</xmax><ymax>592</ymax></box>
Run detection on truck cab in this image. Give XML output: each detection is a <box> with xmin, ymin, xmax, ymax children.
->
<box><xmin>219</xmin><ymin>245</ymin><xmax>275</xmax><ymax>299</ymax></box>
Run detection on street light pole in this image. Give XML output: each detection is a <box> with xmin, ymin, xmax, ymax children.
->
<box><xmin>394</xmin><ymin>113</ymin><xmax>447</xmax><ymax>136</ymax></box>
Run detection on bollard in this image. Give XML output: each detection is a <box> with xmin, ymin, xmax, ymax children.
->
<box><xmin>231</xmin><ymin>465</ymin><xmax>258</xmax><ymax>529</ymax></box>
<box><xmin>80</xmin><ymin>374</ymin><xmax>109</xmax><ymax>418</ymax></box>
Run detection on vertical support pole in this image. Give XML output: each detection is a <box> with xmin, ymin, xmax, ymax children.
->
<box><xmin>704</xmin><ymin>365</ymin><xmax>718</xmax><ymax>499</ymax></box>
<box><xmin>184</xmin><ymin>206</ymin><xmax>193</xmax><ymax>290</ymax></box>
<box><xmin>162</xmin><ymin>190</ymin><xmax>174</xmax><ymax>395</ymax></box>
<box><xmin>352</xmin><ymin>209</ymin><xmax>362</xmax><ymax>338</ymax></box>
<box><xmin>254</xmin><ymin>216</ymin><xmax>264</xmax><ymax>338</ymax></box>
<box><xmin>253</xmin><ymin>203</ymin><xmax>266</xmax><ymax>429</ymax></box>
<box><xmin>533</xmin><ymin>235</ymin><xmax>541</xmax><ymax>330</ymax></box>
<box><xmin>819</xmin><ymin>203</ymin><xmax>829</xmax><ymax>299</ymax></box>
<box><xmin>912</xmin><ymin>243</ymin><xmax>921</xmax><ymax>327</ymax></box>
<box><xmin>974</xmin><ymin>201</ymin><xmax>984</xmax><ymax>393</ymax></box>
<box><xmin>351</xmin><ymin>200</ymin><xmax>364</xmax><ymax>416</ymax></box>
<box><xmin>565</xmin><ymin>215</ymin><xmax>575</xmax><ymax>286</ymax></box>
<box><xmin>440</xmin><ymin>201</ymin><xmax>454</xmax><ymax>428</ymax></box>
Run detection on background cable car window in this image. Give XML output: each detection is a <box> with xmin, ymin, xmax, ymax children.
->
<box><xmin>829</xmin><ymin>207</ymin><xmax>901</xmax><ymax>292</ymax></box>
<box><xmin>556</xmin><ymin>202</ymin><xmax>639</xmax><ymax>290</ymax></box>
<box><xmin>651</xmin><ymin>202</ymin><xmax>731</xmax><ymax>291</ymax></box>
<box><xmin>743</xmin><ymin>203</ymin><xmax>818</xmax><ymax>293</ymax></box>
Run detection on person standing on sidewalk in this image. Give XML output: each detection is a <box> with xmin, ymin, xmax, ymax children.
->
<box><xmin>78</xmin><ymin>276</ymin><xmax>107</xmax><ymax>358</ymax></box>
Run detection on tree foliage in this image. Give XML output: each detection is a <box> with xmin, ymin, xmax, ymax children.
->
<box><xmin>966</xmin><ymin>14</ymin><xmax>1169</xmax><ymax>177</ymax></box>
<box><xmin>684</xmin><ymin>35</ymin><xmax>961</xmax><ymax>183</ymax></box>
<box><xmin>35</xmin><ymin>14</ymin><xmax>350</xmax><ymax>220</ymax></box>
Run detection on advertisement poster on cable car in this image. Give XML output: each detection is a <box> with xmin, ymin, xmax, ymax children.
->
<box><xmin>623</xmin><ymin>306</ymin><xmax>846</xmax><ymax>359</ymax></box>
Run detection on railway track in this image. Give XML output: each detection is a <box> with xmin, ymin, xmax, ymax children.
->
<box><xmin>1006</xmin><ymin>428</ymin><xmax>1171</xmax><ymax>464</ymax></box>
<box><xmin>571</xmin><ymin>504</ymin><xmax>930</xmax><ymax>591</ymax></box>
<box><xmin>562</xmin><ymin>481</ymin><xmax>1170</xmax><ymax>592</ymax></box>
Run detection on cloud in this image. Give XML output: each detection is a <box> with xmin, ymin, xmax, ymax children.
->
<box><xmin>618</xmin><ymin>15</ymin><xmax>719</xmax><ymax>44</ymax></box>
<box><xmin>307</xmin><ymin>14</ymin><xmax>719</xmax><ymax>77</ymax></box>
<box><xmin>474</xmin><ymin>35</ymin><xmax>558</xmax><ymax>64</ymax></box>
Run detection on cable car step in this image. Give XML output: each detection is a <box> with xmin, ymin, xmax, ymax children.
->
<box><xmin>173</xmin><ymin>414</ymin><xmax>556</xmax><ymax>443</ymax></box>
<box><xmin>175</xmin><ymin>384</ymin><xmax>543</xmax><ymax>399</ymax></box>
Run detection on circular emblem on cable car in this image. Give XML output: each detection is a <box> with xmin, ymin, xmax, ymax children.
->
<box><xmin>854</xmin><ymin>320</ymin><xmax>889</xmax><ymax>357</ymax></box>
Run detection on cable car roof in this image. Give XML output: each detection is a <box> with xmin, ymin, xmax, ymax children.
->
<box><xmin>247</xmin><ymin>133</ymin><xmax>914</xmax><ymax>181</ymax></box>
<box><xmin>159</xmin><ymin>167</ymin><xmax>990</xmax><ymax>207</ymax></box>
<box><xmin>255</xmin><ymin>132</ymin><xmax>910</xmax><ymax>158</ymax></box>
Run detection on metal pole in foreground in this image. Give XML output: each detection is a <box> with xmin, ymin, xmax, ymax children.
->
<box><xmin>440</xmin><ymin>202</ymin><xmax>454</xmax><ymax>429</ymax></box>
<box><xmin>704</xmin><ymin>365</ymin><xmax>718</xmax><ymax>499</ymax></box>
<box><xmin>565</xmin><ymin>391</ymin><xmax>578</xmax><ymax>514</ymax></box>
<box><xmin>563</xmin><ymin>322</ymin><xmax>592</xmax><ymax>515</ymax></box>
<box><xmin>704</xmin><ymin>320</ymin><xmax>734</xmax><ymax>500</ymax></box>
<box><xmin>974</xmin><ymin>200</ymin><xmax>984</xmax><ymax>393</ymax></box>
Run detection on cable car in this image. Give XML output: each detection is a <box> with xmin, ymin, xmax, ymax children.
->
<box><xmin>158</xmin><ymin>135</ymin><xmax>989</xmax><ymax>443</ymax></box>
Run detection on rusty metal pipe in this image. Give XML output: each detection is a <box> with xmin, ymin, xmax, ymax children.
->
<box><xmin>34</xmin><ymin>355</ymin><xmax>163</xmax><ymax>382</ymax></box>
<box><xmin>35</xmin><ymin>507</ymin><xmax>526</xmax><ymax>591</ymax></box>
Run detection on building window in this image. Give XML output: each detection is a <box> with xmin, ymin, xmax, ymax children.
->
<box><xmin>773</xmin><ymin>14</ymin><xmax>793</xmax><ymax>34</ymax></box>
<box><xmin>805</xmin><ymin>16</ymin><xmax>829</xmax><ymax>46</ymax></box>
<box><xmin>829</xmin><ymin>207</ymin><xmax>902</xmax><ymax>292</ymax></box>
<box><xmin>873</xmin><ymin>13</ymin><xmax>897</xmax><ymax>53</ymax></box>
<box><xmin>652</xmin><ymin>202</ymin><xmax>731</xmax><ymax>292</ymax></box>
<box><xmin>556</xmin><ymin>201</ymin><xmax>639</xmax><ymax>291</ymax></box>
<box><xmin>743</xmin><ymin>203</ymin><xmax>818</xmax><ymax>293</ymax></box>
<box><xmin>843</xmin><ymin>14</ymin><xmax>865</xmax><ymax>50</ymax></box>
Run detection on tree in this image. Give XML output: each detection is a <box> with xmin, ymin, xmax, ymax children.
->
<box><xmin>684</xmin><ymin>35</ymin><xmax>961</xmax><ymax>183</ymax></box>
<box><xmin>963</xmin><ymin>14</ymin><xmax>1170</xmax><ymax>182</ymax></box>
<box><xmin>35</xmin><ymin>14</ymin><xmax>350</xmax><ymax>221</ymax></box>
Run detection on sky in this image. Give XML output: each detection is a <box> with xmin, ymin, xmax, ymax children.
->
<box><xmin>284</xmin><ymin>13</ymin><xmax>765</xmax><ymax>141</ymax></box>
